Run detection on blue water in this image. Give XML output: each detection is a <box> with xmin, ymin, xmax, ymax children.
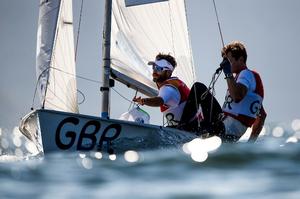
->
<box><xmin>1</xmin><ymin>123</ymin><xmax>300</xmax><ymax>199</ymax></box>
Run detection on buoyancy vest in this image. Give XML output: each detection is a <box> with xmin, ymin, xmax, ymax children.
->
<box><xmin>157</xmin><ymin>77</ymin><xmax>190</xmax><ymax>126</ymax></box>
<box><xmin>222</xmin><ymin>69</ymin><xmax>264</xmax><ymax>127</ymax></box>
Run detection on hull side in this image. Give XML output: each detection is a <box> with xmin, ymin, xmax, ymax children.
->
<box><xmin>21</xmin><ymin>109</ymin><xmax>197</xmax><ymax>153</ymax></box>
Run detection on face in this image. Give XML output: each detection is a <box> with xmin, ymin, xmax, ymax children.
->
<box><xmin>152</xmin><ymin>67</ymin><xmax>171</xmax><ymax>83</ymax></box>
<box><xmin>226</xmin><ymin>52</ymin><xmax>245</xmax><ymax>73</ymax></box>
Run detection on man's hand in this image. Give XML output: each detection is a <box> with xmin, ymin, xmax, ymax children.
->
<box><xmin>220</xmin><ymin>57</ymin><xmax>232</xmax><ymax>76</ymax></box>
<box><xmin>133</xmin><ymin>96</ymin><xmax>144</xmax><ymax>105</ymax></box>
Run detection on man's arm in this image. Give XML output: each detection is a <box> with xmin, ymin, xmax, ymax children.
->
<box><xmin>220</xmin><ymin>58</ymin><xmax>247</xmax><ymax>102</ymax></box>
<box><xmin>248</xmin><ymin>106</ymin><xmax>267</xmax><ymax>142</ymax></box>
<box><xmin>226</xmin><ymin>78</ymin><xmax>248</xmax><ymax>102</ymax></box>
<box><xmin>133</xmin><ymin>96</ymin><xmax>164</xmax><ymax>107</ymax></box>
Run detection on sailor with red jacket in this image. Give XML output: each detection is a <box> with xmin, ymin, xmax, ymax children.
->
<box><xmin>180</xmin><ymin>41</ymin><xmax>267</xmax><ymax>142</ymax></box>
<box><xmin>220</xmin><ymin>41</ymin><xmax>266</xmax><ymax>142</ymax></box>
<box><xmin>133</xmin><ymin>53</ymin><xmax>190</xmax><ymax>127</ymax></box>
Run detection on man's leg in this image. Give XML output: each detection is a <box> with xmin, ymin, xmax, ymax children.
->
<box><xmin>179</xmin><ymin>82</ymin><xmax>223</xmax><ymax>133</ymax></box>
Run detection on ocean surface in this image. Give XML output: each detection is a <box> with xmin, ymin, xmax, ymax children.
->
<box><xmin>1</xmin><ymin>121</ymin><xmax>300</xmax><ymax>199</ymax></box>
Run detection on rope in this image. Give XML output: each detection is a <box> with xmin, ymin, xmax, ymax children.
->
<box><xmin>190</xmin><ymin>0</ymin><xmax>226</xmax><ymax>127</ymax></box>
<box><xmin>206</xmin><ymin>0</ymin><xmax>226</xmax><ymax>122</ymax></box>
<box><xmin>192</xmin><ymin>84</ymin><xmax>201</xmax><ymax>129</ymax></box>
<box><xmin>192</xmin><ymin>0</ymin><xmax>225</xmax><ymax>124</ymax></box>
<box><xmin>77</xmin><ymin>89</ymin><xmax>86</xmax><ymax>104</ymax></box>
<box><xmin>31</xmin><ymin>67</ymin><xmax>101</xmax><ymax>109</ymax></box>
<box><xmin>31</xmin><ymin>66</ymin><xmax>141</xmax><ymax>109</ymax></box>
<box><xmin>127</xmin><ymin>90</ymin><xmax>138</xmax><ymax>111</ymax></box>
<box><xmin>201</xmin><ymin>70</ymin><xmax>222</xmax><ymax>122</ymax></box>
<box><xmin>111</xmin><ymin>87</ymin><xmax>133</xmax><ymax>104</ymax></box>
<box><xmin>212</xmin><ymin>0</ymin><xmax>225</xmax><ymax>48</ymax></box>
<box><xmin>50</xmin><ymin>67</ymin><xmax>102</xmax><ymax>84</ymax></box>
<box><xmin>75</xmin><ymin>0</ymin><xmax>84</xmax><ymax>61</ymax></box>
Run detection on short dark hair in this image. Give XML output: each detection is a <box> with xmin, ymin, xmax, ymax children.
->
<box><xmin>155</xmin><ymin>53</ymin><xmax>177</xmax><ymax>68</ymax></box>
<box><xmin>222</xmin><ymin>41</ymin><xmax>247</xmax><ymax>63</ymax></box>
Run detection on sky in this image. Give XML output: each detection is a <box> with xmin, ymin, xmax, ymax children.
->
<box><xmin>1</xmin><ymin>0</ymin><xmax>300</xmax><ymax>129</ymax></box>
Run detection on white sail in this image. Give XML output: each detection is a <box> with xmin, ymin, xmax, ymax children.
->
<box><xmin>36</xmin><ymin>0</ymin><xmax>78</xmax><ymax>112</ymax></box>
<box><xmin>110</xmin><ymin>0</ymin><xmax>196</xmax><ymax>96</ymax></box>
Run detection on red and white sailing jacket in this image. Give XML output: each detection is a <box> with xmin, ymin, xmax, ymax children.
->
<box><xmin>223</xmin><ymin>69</ymin><xmax>264</xmax><ymax>127</ymax></box>
<box><xmin>157</xmin><ymin>77</ymin><xmax>190</xmax><ymax>126</ymax></box>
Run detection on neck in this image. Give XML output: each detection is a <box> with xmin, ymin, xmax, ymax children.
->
<box><xmin>235</xmin><ymin>65</ymin><xmax>247</xmax><ymax>74</ymax></box>
<box><xmin>156</xmin><ymin>77</ymin><xmax>172</xmax><ymax>88</ymax></box>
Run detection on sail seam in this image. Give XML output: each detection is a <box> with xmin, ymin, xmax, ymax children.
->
<box><xmin>168</xmin><ymin>0</ymin><xmax>175</xmax><ymax>56</ymax></box>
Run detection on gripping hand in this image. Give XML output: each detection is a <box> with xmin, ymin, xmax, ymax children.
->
<box><xmin>220</xmin><ymin>57</ymin><xmax>232</xmax><ymax>76</ymax></box>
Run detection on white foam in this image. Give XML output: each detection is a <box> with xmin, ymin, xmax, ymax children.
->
<box><xmin>285</xmin><ymin>136</ymin><xmax>298</xmax><ymax>143</ymax></box>
<box><xmin>0</xmin><ymin>155</ymin><xmax>24</xmax><ymax>162</ymax></box>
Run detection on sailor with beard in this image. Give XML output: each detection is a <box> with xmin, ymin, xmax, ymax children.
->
<box><xmin>133</xmin><ymin>53</ymin><xmax>190</xmax><ymax>127</ymax></box>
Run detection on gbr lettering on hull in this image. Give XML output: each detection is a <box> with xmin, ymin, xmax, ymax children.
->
<box><xmin>54</xmin><ymin>117</ymin><xmax>122</xmax><ymax>152</ymax></box>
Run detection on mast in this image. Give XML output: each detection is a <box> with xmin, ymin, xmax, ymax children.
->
<box><xmin>101</xmin><ymin>0</ymin><xmax>112</xmax><ymax>118</ymax></box>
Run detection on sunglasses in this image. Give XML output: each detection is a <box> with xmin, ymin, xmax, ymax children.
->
<box><xmin>152</xmin><ymin>64</ymin><xmax>169</xmax><ymax>72</ymax></box>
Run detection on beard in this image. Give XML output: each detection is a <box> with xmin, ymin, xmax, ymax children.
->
<box><xmin>153</xmin><ymin>75</ymin><xmax>165</xmax><ymax>83</ymax></box>
<box><xmin>152</xmin><ymin>71</ymin><xmax>171</xmax><ymax>83</ymax></box>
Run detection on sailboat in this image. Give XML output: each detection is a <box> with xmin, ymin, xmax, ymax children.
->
<box><xmin>19</xmin><ymin>0</ymin><xmax>199</xmax><ymax>154</ymax></box>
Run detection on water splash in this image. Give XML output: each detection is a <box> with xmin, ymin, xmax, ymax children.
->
<box><xmin>0</xmin><ymin>126</ymin><xmax>40</xmax><ymax>162</ymax></box>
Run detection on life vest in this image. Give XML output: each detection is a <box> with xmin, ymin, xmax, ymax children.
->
<box><xmin>222</xmin><ymin>69</ymin><xmax>264</xmax><ymax>127</ymax></box>
<box><xmin>157</xmin><ymin>77</ymin><xmax>190</xmax><ymax>126</ymax></box>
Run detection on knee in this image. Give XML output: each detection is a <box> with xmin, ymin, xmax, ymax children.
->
<box><xmin>192</xmin><ymin>82</ymin><xmax>207</xmax><ymax>92</ymax></box>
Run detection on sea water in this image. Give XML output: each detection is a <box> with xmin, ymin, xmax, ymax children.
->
<box><xmin>0</xmin><ymin>121</ymin><xmax>300</xmax><ymax>199</ymax></box>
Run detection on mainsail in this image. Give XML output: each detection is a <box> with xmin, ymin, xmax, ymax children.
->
<box><xmin>36</xmin><ymin>0</ymin><xmax>78</xmax><ymax>113</ymax></box>
<box><xmin>110</xmin><ymin>0</ymin><xmax>196</xmax><ymax>96</ymax></box>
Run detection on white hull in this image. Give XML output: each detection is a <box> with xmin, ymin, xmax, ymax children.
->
<box><xmin>19</xmin><ymin>109</ymin><xmax>197</xmax><ymax>154</ymax></box>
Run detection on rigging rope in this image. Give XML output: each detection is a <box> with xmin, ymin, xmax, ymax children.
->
<box><xmin>212</xmin><ymin>0</ymin><xmax>225</xmax><ymax>48</ymax></box>
<box><xmin>31</xmin><ymin>67</ymin><xmax>101</xmax><ymax>109</ymax></box>
<box><xmin>77</xmin><ymin>89</ymin><xmax>86</xmax><ymax>105</ymax></box>
<box><xmin>192</xmin><ymin>0</ymin><xmax>225</xmax><ymax>126</ymax></box>
<box><xmin>203</xmin><ymin>0</ymin><xmax>225</xmax><ymax>123</ymax></box>
<box><xmin>31</xmin><ymin>67</ymin><xmax>137</xmax><ymax>110</ymax></box>
<box><xmin>75</xmin><ymin>0</ymin><xmax>84</xmax><ymax>61</ymax></box>
<box><xmin>127</xmin><ymin>90</ymin><xmax>138</xmax><ymax>111</ymax></box>
<box><xmin>201</xmin><ymin>69</ymin><xmax>222</xmax><ymax>122</ymax></box>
